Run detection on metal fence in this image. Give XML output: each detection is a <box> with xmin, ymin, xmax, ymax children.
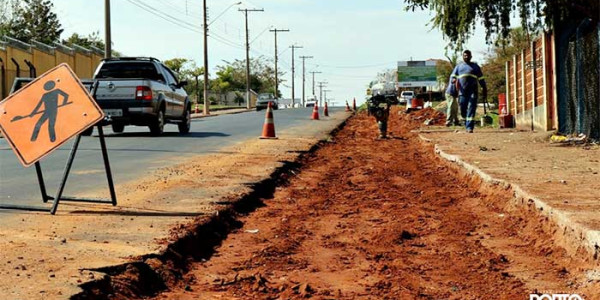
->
<box><xmin>556</xmin><ymin>19</ymin><xmax>600</xmax><ymax>139</ymax></box>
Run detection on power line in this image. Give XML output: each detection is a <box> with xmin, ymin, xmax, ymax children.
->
<box><xmin>250</xmin><ymin>25</ymin><xmax>271</xmax><ymax>45</ymax></box>
<box><xmin>131</xmin><ymin>0</ymin><xmax>201</xmax><ymax>30</ymax></box>
<box><xmin>124</xmin><ymin>0</ymin><xmax>202</xmax><ymax>33</ymax></box>
<box><xmin>306</xmin><ymin>61</ymin><xmax>397</xmax><ymax>69</ymax></box>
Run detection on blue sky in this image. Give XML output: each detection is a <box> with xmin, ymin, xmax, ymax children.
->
<box><xmin>51</xmin><ymin>0</ymin><xmax>491</xmax><ymax>106</ymax></box>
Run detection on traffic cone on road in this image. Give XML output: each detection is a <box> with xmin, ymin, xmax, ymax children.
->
<box><xmin>195</xmin><ymin>103</ymin><xmax>200</xmax><ymax>114</ymax></box>
<box><xmin>345</xmin><ymin>101</ymin><xmax>351</xmax><ymax>112</ymax></box>
<box><xmin>324</xmin><ymin>102</ymin><xmax>329</xmax><ymax>117</ymax></box>
<box><xmin>260</xmin><ymin>102</ymin><xmax>277</xmax><ymax>139</ymax></box>
<box><xmin>352</xmin><ymin>98</ymin><xmax>357</xmax><ymax>111</ymax></box>
<box><xmin>311</xmin><ymin>104</ymin><xmax>320</xmax><ymax>120</ymax></box>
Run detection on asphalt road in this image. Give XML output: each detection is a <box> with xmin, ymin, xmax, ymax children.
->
<box><xmin>0</xmin><ymin>107</ymin><xmax>342</xmax><ymax>209</ymax></box>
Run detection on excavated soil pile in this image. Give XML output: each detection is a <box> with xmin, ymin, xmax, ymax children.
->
<box><xmin>153</xmin><ymin>108</ymin><xmax>599</xmax><ymax>299</ymax></box>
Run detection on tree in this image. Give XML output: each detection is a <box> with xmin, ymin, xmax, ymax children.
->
<box><xmin>163</xmin><ymin>58</ymin><xmax>206</xmax><ymax>102</ymax></box>
<box><xmin>0</xmin><ymin>0</ymin><xmax>19</xmax><ymax>37</ymax></box>
<box><xmin>481</xmin><ymin>27</ymin><xmax>531</xmax><ymax>104</ymax></box>
<box><xmin>436</xmin><ymin>50</ymin><xmax>460</xmax><ymax>88</ymax></box>
<box><xmin>404</xmin><ymin>0</ymin><xmax>599</xmax><ymax>49</ymax></box>
<box><xmin>62</xmin><ymin>32</ymin><xmax>105</xmax><ymax>50</ymax></box>
<box><xmin>212</xmin><ymin>66</ymin><xmax>235</xmax><ymax>104</ymax></box>
<box><xmin>164</xmin><ymin>58</ymin><xmax>189</xmax><ymax>77</ymax></box>
<box><xmin>5</xmin><ymin>0</ymin><xmax>63</xmax><ymax>45</ymax></box>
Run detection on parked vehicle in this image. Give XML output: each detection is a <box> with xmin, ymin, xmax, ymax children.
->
<box><xmin>305</xmin><ymin>96</ymin><xmax>318</xmax><ymax>107</ymax></box>
<box><xmin>87</xmin><ymin>57</ymin><xmax>191</xmax><ymax>135</ymax></box>
<box><xmin>400</xmin><ymin>90</ymin><xmax>414</xmax><ymax>104</ymax></box>
<box><xmin>256</xmin><ymin>93</ymin><xmax>278</xmax><ymax>111</ymax></box>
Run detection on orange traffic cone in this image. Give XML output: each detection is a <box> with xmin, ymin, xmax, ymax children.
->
<box><xmin>311</xmin><ymin>103</ymin><xmax>320</xmax><ymax>120</ymax></box>
<box><xmin>345</xmin><ymin>101</ymin><xmax>351</xmax><ymax>112</ymax></box>
<box><xmin>324</xmin><ymin>102</ymin><xmax>329</xmax><ymax>117</ymax></box>
<box><xmin>260</xmin><ymin>102</ymin><xmax>277</xmax><ymax>139</ymax></box>
<box><xmin>352</xmin><ymin>98</ymin><xmax>357</xmax><ymax>111</ymax></box>
<box><xmin>195</xmin><ymin>103</ymin><xmax>200</xmax><ymax>114</ymax></box>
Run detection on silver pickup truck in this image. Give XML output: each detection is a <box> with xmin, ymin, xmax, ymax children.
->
<box><xmin>87</xmin><ymin>57</ymin><xmax>191</xmax><ymax>135</ymax></box>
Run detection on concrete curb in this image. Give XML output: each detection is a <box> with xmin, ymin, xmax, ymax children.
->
<box><xmin>419</xmin><ymin>134</ymin><xmax>600</xmax><ymax>261</ymax></box>
<box><xmin>191</xmin><ymin>108</ymin><xmax>252</xmax><ymax>119</ymax></box>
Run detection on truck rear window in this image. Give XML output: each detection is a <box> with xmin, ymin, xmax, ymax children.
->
<box><xmin>95</xmin><ymin>62</ymin><xmax>163</xmax><ymax>81</ymax></box>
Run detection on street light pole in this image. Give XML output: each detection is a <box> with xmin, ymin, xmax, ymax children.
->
<box><xmin>202</xmin><ymin>1</ymin><xmax>242</xmax><ymax>114</ymax></box>
<box><xmin>269</xmin><ymin>28</ymin><xmax>289</xmax><ymax>99</ymax></box>
<box><xmin>317</xmin><ymin>81</ymin><xmax>328</xmax><ymax>107</ymax></box>
<box><xmin>202</xmin><ymin>0</ymin><xmax>210</xmax><ymax>115</ymax></box>
<box><xmin>323</xmin><ymin>89</ymin><xmax>332</xmax><ymax>105</ymax></box>
<box><xmin>299</xmin><ymin>56</ymin><xmax>313</xmax><ymax>107</ymax></box>
<box><xmin>310</xmin><ymin>71</ymin><xmax>322</xmax><ymax>98</ymax></box>
<box><xmin>290</xmin><ymin>45</ymin><xmax>303</xmax><ymax>107</ymax></box>
<box><xmin>104</xmin><ymin>0</ymin><xmax>111</xmax><ymax>58</ymax></box>
<box><xmin>240</xmin><ymin>8</ymin><xmax>264</xmax><ymax>109</ymax></box>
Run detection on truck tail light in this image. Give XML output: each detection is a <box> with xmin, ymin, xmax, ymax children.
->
<box><xmin>135</xmin><ymin>86</ymin><xmax>152</xmax><ymax>100</ymax></box>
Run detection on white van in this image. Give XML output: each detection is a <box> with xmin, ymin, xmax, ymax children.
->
<box><xmin>305</xmin><ymin>96</ymin><xmax>317</xmax><ymax>107</ymax></box>
<box><xmin>400</xmin><ymin>91</ymin><xmax>414</xmax><ymax>104</ymax></box>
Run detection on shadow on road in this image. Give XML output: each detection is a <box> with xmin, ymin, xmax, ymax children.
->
<box><xmin>97</xmin><ymin>132</ymin><xmax>231</xmax><ymax>138</ymax></box>
<box><xmin>68</xmin><ymin>209</ymin><xmax>207</xmax><ymax>217</ymax></box>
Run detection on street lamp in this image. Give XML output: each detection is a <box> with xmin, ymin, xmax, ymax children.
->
<box><xmin>208</xmin><ymin>2</ymin><xmax>242</xmax><ymax>26</ymax></box>
<box><xmin>203</xmin><ymin>1</ymin><xmax>242</xmax><ymax>115</ymax></box>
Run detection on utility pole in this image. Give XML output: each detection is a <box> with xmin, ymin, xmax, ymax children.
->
<box><xmin>202</xmin><ymin>0</ymin><xmax>210</xmax><ymax>115</ymax></box>
<box><xmin>104</xmin><ymin>0</ymin><xmax>111</xmax><ymax>58</ymax></box>
<box><xmin>289</xmin><ymin>45</ymin><xmax>303</xmax><ymax>107</ymax></box>
<box><xmin>323</xmin><ymin>89</ymin><xmax>332</xmax><ymax>105</ymax></box>
<box><xmin>310</xmin><ymin>71</ymin><xmax>322</xmax><ymax>97</ymax></box>
<box><xmin>240</xmin><ymin>8</ymin><xmax>264</xmax><ymax>109</ymax></box>
<box><xmin>269</xmin><ymin>28</ymin><xmax>289</xmax><ymax>99</ymax></box>
<box><xmin>317</xmin><ymin>81</ymin><xmax>328</xmax><ymax>107</ymax></box>
<box><xmin>299</xmin><ymin>56</ymin><xmax>313</xmax><ymax>107</ymax></box>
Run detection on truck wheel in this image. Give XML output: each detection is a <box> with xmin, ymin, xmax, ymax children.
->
<box><xmin>178</xmin><ymin>108</ymin><xmax>191</xmax><ymax>134</ymax></box>
<box><xmin>149</xmin><ymin>110</ymin><xmax>165</xmax><ymax>136</ymax></box>
<box><xmin>112</xmin><ymin>123</ymin><xmax>125</xmax><ymax>133</ymax></box>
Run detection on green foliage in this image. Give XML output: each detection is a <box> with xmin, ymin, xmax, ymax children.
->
<box><xmin>481</xmin><ymin>27</ymin><xmax>531</xmax><ymax>104</ymax></box>
<box><xmin>436</xmin><ymin>50</ymin><xmax>461</xmax><ymax>88</ymax></box>
<box><xmin>4</xmin><ymin>0</ymin><xmax>63</xmax><ymax>44</ymax></box>
<box><xmin>164</xmin><ymin>58</ymin><xmax>189</xmax><ymax>76</ymax></box>
<box><xmin>404</xmin><ymin>0</ymin><xmax>599</xmax><ymax>49</ymax></box>
<box><xmin>62</xmin><ymin>31</ymin><xmax>105</xmax><ymax>50</ymax></box>
<box><xmin>0</xmin><ymin>0</ymin><xmax>19</xmax><ymax>36</ymax></box>
<box><xmin>162</xmin><ymin>56</ymin><xmax>278</xmax><ymax>103</ymax></box>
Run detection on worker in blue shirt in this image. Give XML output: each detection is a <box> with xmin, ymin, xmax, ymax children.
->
<box><xmin>451</xmin><ymin>50</ymin><xmax>487</xmax><ymax>133</ymax></box>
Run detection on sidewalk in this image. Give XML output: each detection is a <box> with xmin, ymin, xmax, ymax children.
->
<box><xmin>420</xmin><ymin>127</ymin><xmax>600</xmax><ymax>260</ymax></box>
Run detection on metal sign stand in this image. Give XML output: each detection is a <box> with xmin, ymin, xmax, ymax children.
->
<box><xmin>0</xmin><ymin>81</ymin><xmax>117</xmax><ymax>214</ymax></box>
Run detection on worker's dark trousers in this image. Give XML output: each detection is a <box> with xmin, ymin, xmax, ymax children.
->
<box><xmin>459</xmin><ymin>93</ymin><xmax>478</xmax><ymax>131</ymax></box>
<box><xmin>378</xmin><ymin>121</ymin><xmax>387</xmax><ymax>137</ymax></box>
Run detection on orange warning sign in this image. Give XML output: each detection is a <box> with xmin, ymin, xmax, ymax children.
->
<box><xmin>0</xmin><ymin>63</ymin><xmax>104</xmax><ymax>167</ymax></box>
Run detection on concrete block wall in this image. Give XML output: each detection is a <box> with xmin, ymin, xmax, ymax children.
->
<box><xmin>0</xmin><ymin>37</ymin><xmax>104</xmax><ymax>99</ymax></box>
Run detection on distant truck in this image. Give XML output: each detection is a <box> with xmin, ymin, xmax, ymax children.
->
<box><xmin>88</xmin><ymin>57</ymin><xmax>191</xmax><ymax>136</ymax></box>
<box><xmin>255</xmin><ymin>93</ymin><xmax>278</xmax><ymax>111</ymax></box>
<box><xmin>305</xmin><ymin>96</ymin><xmax>317</xmax><ymax>107</ymax></box>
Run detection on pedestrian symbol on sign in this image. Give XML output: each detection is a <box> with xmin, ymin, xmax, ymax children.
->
<box><xmin>11</xmin><ymin>80</ymin><xmax>72</xmax><ymax>142</ymax></box>
<box><xmin>0</xmin><ymin>63</ymin><xmax>104</xmax><ymax>167</ymax></box>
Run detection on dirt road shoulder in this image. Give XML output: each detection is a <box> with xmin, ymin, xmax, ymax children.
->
<box><xmin>0</xmin><ymin>110</ymin><xmax>350</xmax><ymax>299</ymax></box>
